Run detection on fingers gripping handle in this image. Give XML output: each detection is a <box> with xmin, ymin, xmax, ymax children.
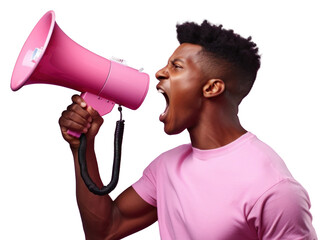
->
<box><xmin>78</xmin><ymin>115</ymin><xmax>125</xmax><ymax>195</ymax></box>
<box><xmin>67</xmin><ymin>92</ymin><xmax>115</xmax><ymax>138</ymax></box>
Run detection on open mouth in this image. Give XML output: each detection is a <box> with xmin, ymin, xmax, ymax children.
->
<box><xmin>157</xmin><ymin>88</ymin><xmax>169</xmax><ymax>121</ymax></box>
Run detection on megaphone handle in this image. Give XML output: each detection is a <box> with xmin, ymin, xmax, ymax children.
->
<box><xmin>67</xmin><ymin>92</ymin><xmax>115</xmax><ymax>138</ymax></box>
<box><xmin>78</xmin><ymin>109</ymin><xmax>125</xmax><ymax>196</ymax></box>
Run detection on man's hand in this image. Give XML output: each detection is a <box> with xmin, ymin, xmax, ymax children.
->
<box><xmin>59</xmin><ymin>94</ymin><xmax>104</xmax><ymax>149</ymax></box>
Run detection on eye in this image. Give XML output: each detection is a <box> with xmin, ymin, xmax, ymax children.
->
<box><xmin>171</xmin><ymin>61</ymin><xmax>183</xmax><ymax>70</ymax></box>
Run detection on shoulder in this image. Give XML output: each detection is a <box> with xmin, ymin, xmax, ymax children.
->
<box><xmin>248</xmin><ymin>178</ymin><xmax>317</xmax><ymax>239</ymax></box>
<box><xmin>158</xmin><ymin>143</ymin><xmax>192</xmax><ymax>158</ymax></box>
<box><xmin>241</xmin><ymin>133</ymin><xmax>294</xmax><ymax>188</ymax></box>
<box><xmin>132</xmin><ymin>144</ymin><xmax>191</xmax><ymax>206</ymax></box>
<box><xmin>245</xmin><ymin>133</ymin><xmax>286</xmax><ymax>165</ymax></box>
<box><xmin>141</xmin><ymin>143</ymin><xmax>191</xmax><ymax>174</ymax></box>
<box><xmin>150</xmin><ymin>143</ymin><xmax>192</xmax><ymax>166</ymax></box>
<box><xmin>234</xmin><ymin>133</ymin><xmax>294</xmax><ymax>198</ymax></box>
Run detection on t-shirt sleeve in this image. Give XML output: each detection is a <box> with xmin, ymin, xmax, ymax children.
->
<box><xmin>132</xmin><ymin>160</ymin><xmax>158</xmax><ymax>207</ymax></box>
<box><xmin>248</xmin><ymin>178</ymin><xmax>317</xmax><ymax>240</ymax></box>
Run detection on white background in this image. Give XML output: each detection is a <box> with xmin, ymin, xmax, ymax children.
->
<box><xmin>0</xmin><ymin>0</ymin><xmax>327</xmax><ymax>239</ymax></box>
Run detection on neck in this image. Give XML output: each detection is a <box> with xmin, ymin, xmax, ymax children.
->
<box><xmin>188</xmin><ymin>102</ymin><xmax>246</xmax><ymax>150</ymax></box>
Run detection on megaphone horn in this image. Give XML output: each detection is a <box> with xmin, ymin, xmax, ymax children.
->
<box><xmin>11</xmin><ymin>10</ymin><xmax>149</xmax><ymax>119</ymax></box>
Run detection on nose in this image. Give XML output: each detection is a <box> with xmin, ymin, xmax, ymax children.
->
<box><xmin>155</xmin><ymin>66</ymin><xmax>169</xmax><ymax>81</ymax></box>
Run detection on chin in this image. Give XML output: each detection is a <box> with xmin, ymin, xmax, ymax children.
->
<box><xmin>164</xmin><ymin>124</ymin><xmax>185</xmax><ymax>135</ymax></box>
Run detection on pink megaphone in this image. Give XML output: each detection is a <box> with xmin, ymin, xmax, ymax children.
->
<box><xmin>11</xmin><ymin>10</ymin><xmax>149</xmax><ymax>137</ymax></box>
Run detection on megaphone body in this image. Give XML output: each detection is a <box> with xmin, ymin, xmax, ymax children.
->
<box><xmin>11</xmin><ymin>10</ymin><xmax>149</xmax><ymax>137</ymax></box>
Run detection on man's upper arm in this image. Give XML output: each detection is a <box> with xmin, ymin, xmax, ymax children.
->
<box><xmin>106</xmin><ymin>158</ymin><xmax>158</xmax><ymax>239</ymax></box>
<box><xmin>108</xmin><ymin>186</ymin><xmax>157</xmax><ymax>240</ymax></box>
<box><xmin>248</xmin><ymin>178</ymin><xmax>317</xmax><ymax>240</ymax></box>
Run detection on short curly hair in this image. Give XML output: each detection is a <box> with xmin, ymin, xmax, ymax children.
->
<box><xmin>176</xmin><ymin>20</ymin><xmax>261</xmax><ymax>103</ymax></box>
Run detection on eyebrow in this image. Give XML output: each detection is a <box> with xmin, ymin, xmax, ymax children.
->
<box><xmin>170</xmin><ymin>58</ymin><xmax>185</xmax><ymax>64</ymax></box>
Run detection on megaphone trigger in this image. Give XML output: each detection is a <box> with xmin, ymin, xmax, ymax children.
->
<box><xmin>80</xmin><ymin>92</ymin><xmax>115</xmax><ymax>116</ymax></box>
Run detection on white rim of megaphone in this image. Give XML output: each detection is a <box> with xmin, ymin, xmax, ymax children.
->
<box><xmin>11</xmin><ymin>10</ymin><xmax>56</xmax><ymax>91</ymax></box>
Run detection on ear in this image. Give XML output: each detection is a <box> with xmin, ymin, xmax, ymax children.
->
<box><xmin>203</xmin><ymin>79</ymin><xmax>225</xmax><ymax>98</ymax></box>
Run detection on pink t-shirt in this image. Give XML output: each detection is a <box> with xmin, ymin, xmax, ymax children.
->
<box><xmin>132</xmin><ymin>132</ymin><xmax>317</xmax><ymax>239</ymax></box>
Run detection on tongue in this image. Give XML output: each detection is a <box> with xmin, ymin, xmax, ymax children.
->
<box><xmin>160</xmin><ymin>105</ymin><xmax>169</xmax><ymax>121</ymax></box>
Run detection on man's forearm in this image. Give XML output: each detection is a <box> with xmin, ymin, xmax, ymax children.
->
<box><xmin>71</xmin><ymin>140</ymin><xmax>115</xmax><ymax>239</ymax></box>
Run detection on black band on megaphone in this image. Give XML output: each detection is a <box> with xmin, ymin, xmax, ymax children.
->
<box><xmin>78</xmin><ymin>110</ymin><xmax>125</xmax><ymax>196</ymax></box>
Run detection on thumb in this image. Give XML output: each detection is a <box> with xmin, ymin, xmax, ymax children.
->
<box><xmin>86</xmin><ymin>106</ymin><xmax>104</xmax><ymax>125</ymax></box>
<box><xmin>86</xmin><ymin>105</ymin><xmax>99</xmax><ymax>117</ymax></box>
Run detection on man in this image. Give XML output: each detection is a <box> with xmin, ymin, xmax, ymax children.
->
<box><xmin>59</xmin><ymin>21</ymin><xmax>317</xmax><ymax>239</ymax></box>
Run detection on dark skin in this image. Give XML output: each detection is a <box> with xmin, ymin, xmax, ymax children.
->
<box><xmin>59</xmin><ymin>43</ymin><xmax>246</xmax><ymax>239</ymax></box>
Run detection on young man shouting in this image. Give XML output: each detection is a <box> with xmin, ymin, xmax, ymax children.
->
<box><xmin>59</xmin><ymin>20</ymin><xmax>317</xmax><ymax>239</ymax></box>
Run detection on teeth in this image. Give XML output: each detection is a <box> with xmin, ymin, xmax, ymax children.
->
<box><xmin>158</xmin><ymin>89</ymin><xmax>165</xmax><ymax>94</ymax></box>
